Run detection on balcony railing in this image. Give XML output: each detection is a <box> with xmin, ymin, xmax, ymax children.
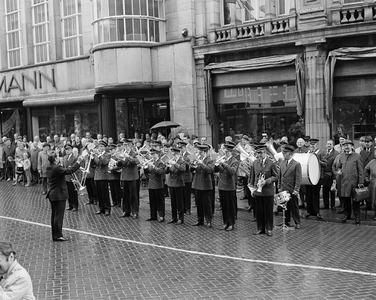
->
<box><xmin>214</xmin><ymin>15</ymin><xmax>296</xmax><ymax>43</ymax></box>
<box><xmin>331</xmin><ymin>2</ymin><xmax>375</xmax><ymax>25</ymax></box>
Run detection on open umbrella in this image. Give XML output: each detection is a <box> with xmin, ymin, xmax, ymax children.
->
<box><xmin>150</xmin><ymin>121</ymin><xmax>181</xmax><ymax>130</ymax></box>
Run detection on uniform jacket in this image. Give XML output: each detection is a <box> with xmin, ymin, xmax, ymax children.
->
<box><xmin>145</xmin><ymin>160</ymin><xmax>165</xmax><ymax>189</ymax></box>
<box><xmin>278</xmin><ymin>159</ymin><xmax>302</xmax><ymax>194</ymax></box>
<box><xmin>46</xmin><ymin>161</ymin><xmax>81</xmax><ymax>201</ymax></box>
<box><xmin>182</xmin><ymin>151</ymin><xmax>193</xmax><ymax>183</ymax></box>
<box><xmin>333</xmin><ymin>152</ymin><xmax>364</xmax><ymax>198</ymax></box>
<box><xmin>360</xmin><ymin>146</ymin><xmax>375</xmax><ymax>170</ymax></box>
<box><xmin>250</xmin><ymin>158</ymin><xmax>278</xmax><ymax>196</ymax></box>
<box><xmin>322</xmin><ymin>149</ymin><xmax>339</xmax><ymax>186</ymax></box>
<box><xmin>63</xmin><ymin>154</ymin><xmax>77</xmax><ymax>182</ymax></box>
<box><xmin>0</xmin><ymin>260</ymin><xmax>35</xmax><ymax>300</ymax></box>
<box><xmin>215</xmin><ymin>155</ymin><xmax>239</xmax><ymax>191</ymax></box>
<box><xmin>37</xmin><ymin>151</ymin><xmax>49</xmax><ymax>178</ymax></box>
<box><xmin>191</xmin><ymin>155</ymin><xmax>214</xmax><ymax>190</ymax></box>
<box><xmin>93</xmin><ymin>152</ymin><xmax>111</xmax><ymax>181</ymax></box>
<box><xmin>166</xmin><ymin>157</ymin><xmax>186</xmax><ymax>187</ymax></box>
<box><xmin>117</xmin><ymin>156</ymin><xmax>139</xmax><ymax>181</ymax></box>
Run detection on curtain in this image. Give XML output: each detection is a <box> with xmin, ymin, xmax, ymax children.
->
<box><xmin>324</xmin><ymin>47</ymin><xmax>376</xmax><ymax>121</ymax></box>
<box><xmin>2</xmin><ymin>109</ymin><xmax>20</xmax><ymax>136</ymax></box>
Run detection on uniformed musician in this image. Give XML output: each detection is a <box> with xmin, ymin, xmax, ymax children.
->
<box><xmin>108</xmin><ymin>143</ymin><xmax>122</xmax><ymax>207</ymax></box>
<box><xmin>177</xmin><ymin>140</ymin><xmax>193</xmax><ymax>215</ymax></box>
<box><xmin>215</xmin><ymin>141</ymin><xmax>239</xmax><ymax>231</ymax></box>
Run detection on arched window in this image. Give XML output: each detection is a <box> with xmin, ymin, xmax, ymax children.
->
<box><xmin>92</xmin><ymin>0</ymin><xmax>166</xmax><ymax>45</ymax></box>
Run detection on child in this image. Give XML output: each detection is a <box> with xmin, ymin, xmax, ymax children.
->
<box><xmin>13</xmin><ymin>157</ymin><xmax>24</xmax><ymax>186</ymax></box>
<box><xmin>23</xmin><ymin>152</ymin><xmax>31</xmax><ymax>187</ymax></box>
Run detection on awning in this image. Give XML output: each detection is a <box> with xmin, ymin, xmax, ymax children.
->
<box><xmin>23</xmin><ymin>89</ymin><xmax>96</xmax><ymax>107</ymax></box>
<box><xmin>204</xmin><ymin>54</ymin><xmax>305</xmax><ymax>116</ymax></box>
<box><xmin>324</xmin><ymin>47</ymin><xmax>376</xmax><ymax>121</ymax></box>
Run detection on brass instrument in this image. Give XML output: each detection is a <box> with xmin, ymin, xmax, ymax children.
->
<box><xmin>234</xmin><ymin>143</ymin><xmax>256</xmax><ymax>163</ymax></box>
<box><xmin>71</xmin><ymin>172</ymin><xmax>86</xmax><ymax>194</ymax></box>
<box><xmin>265</xmin><ymin>140</ymin><xmax>284</xmax><ymax>162</ymax></box>
<box><xmin>256</xmin><ymin>173</ymin><xmax>265</xmax><ymax>192</ymax></box>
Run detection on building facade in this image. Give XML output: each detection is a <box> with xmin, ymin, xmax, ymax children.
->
<box><xmin>0</xmin><ymin>0</ymin><xmax>376</xmax><ymax>148</ymax></box>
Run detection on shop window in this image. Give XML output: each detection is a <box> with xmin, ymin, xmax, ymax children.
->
<box><xmin>5</xmin><ymin>0</ymin><xmax>22</xmax><ymax>68</ymax></box>
<box><xmin>32</xmin><ymin>0</ymin><xmax>50</xmax><ymax>63</ymax></box>
<box><xmin>215</xmin><ymin>83</ymin><xmax>301</xmax><ymax>144</ymax></box>
<box><xmin>93</xmin><ymin>0</ymin><xmax>165</xmax><ymax>44</ymax></box>
<box><xmin>61</xmin><ymin>0</ymin><xmax>83</xmax><ymax>58</ymax></box>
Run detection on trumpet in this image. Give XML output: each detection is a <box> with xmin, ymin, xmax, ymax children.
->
<box><xmin>256</xmin><ymin>174</ymin><xmax>265</xmax><ymax>192</ymax></box>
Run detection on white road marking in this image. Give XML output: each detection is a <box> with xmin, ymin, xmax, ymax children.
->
<box><xmin>1</xmin><ymin>215</ymin><xmax>376</xmax><ymax>277</ymax></box>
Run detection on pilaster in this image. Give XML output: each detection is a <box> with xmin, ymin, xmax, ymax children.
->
<box><xmin>100</xmin><ymin>95</ymin><xmax>117</xmax><ymax>139</ymax></box>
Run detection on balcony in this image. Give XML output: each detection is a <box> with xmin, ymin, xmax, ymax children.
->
<box><xmin>214</xmin><ymin>14</ymin><xmax>296</xmax><ymax>43</ymax></box>
<box><xmin>331</xmin><ymin>2</ymin><xmax>376</xmax><ymax>25</ymax></box>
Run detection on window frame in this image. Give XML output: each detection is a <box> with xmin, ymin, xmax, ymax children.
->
<box><xmin>5</xmin><ymin>0</ymin><xmax>22</xmax><ymax>68</ymax></box>
<box><xmin>32</xmin><ymin>0</ymin><xmax>50</xmax><ymax>64</ymax></box>
<box><xmin>61</xmin><ymin>0</ymin><xmax>83</xmax><ymax>59</ymax></box>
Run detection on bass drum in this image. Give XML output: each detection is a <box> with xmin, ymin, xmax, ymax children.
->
<box><xmin>292</xmin><ymin>153</ymin><xmax>320</xmax><ymax>185</ymax></box>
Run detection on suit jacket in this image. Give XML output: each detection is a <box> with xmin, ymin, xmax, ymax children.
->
<box><xmin>166</xmin><ymin>158</ymin><xmax>186</xmax><ymax>187</ymax></box>
<box><xmin>46</xmin><ymin>162</ymin><xmax>81</xmax><ymax>201</ymax></box>
<box><xmin>145</xmin><ymin>161</ymin><xmax>165</xmax><ymax>189</ymax></box>
<box><xmin>30</xmin><ymin>147</ymin><xmax>41</xmax><ymax>171</ymax></box>
<box><xmin>117</xmin><ymin>156</ymin><xmax>139</xmax><ymax>181</ymax></box>
<box><xmin>322</xmin><ymin>149</ymin><xmax>339</xmax><ymax>186</ymax></box>
<box><xmin>63</xmin><ymin>154</ymin><xmax>77</xmax><ymax>182</ymax></box>
<box><xmin>278</xmin><ymin>159</ymin><xmax>302</xmax><ymax>194</ymax></box>
<box><xmin>191</xmin><ymin>156</ymin><xmax>214</xmax><ymax>190</ymax></box>
<box><xmin>250</xmin><ymin>158</ymin><xmax>278</xmax><ymax>196</ymax></box>
<box><xmin>360</xmin><ymin>146</ymin><xmax>375</xmax><ymax>170</ymax></box>
<box><xmin>215</xmin><ymin>155</ymin><xmax>239</xmax><ymax>191</ymax></box>
<box><xmin>93</xmin><ymin>152</ymin><xmax>111</xmax><ymax>181</ymax></box>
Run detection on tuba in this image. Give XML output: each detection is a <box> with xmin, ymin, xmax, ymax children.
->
<box><xmin>265</xmin><ymin>140</ymin><xmax>284</xmax><ymax>162</ymax></box>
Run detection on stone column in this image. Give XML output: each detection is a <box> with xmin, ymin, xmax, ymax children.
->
<box><xmin>301</xmin><ymin>41</ymin><xmax>330</xmax><ymax>148</ymax></box>
<box><xmin>100</xmin><ymin>95</ymin><xmax>117</xmax><ymax>139</ymax></box>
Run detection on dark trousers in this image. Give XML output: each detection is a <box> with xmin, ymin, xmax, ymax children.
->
<box><xmin>256</xmin><ymin>195</ymin><xmax>274</xmax><ymax>231</ymax></box>
<box><xmin>50</xmin><ymin>200</ymin><xmax>66</xmax><ymax>240</ymax></box>
<box><xmin>85</xmin><ymin>178</ymin><xmax>97</xmax><ymax>203</ymax></box>
<box><xmin>305</xmin><ymin>183</ymin><xmax>321</xmax><ymax>215</ymax></box>
<box><xmin>122</xmin><ymin>180</ymin><xmax>138</xmax><ymax>214</ymax></box>
<box><xmin>109</xmin><ymin>180</ymin><xmax>121</xmax><ymax>205</ymax></box>
<box><xmin>285</xmin><ymin>194</ymin><xmax>301</xmax><ymax>225</ymax></box>
<box><xmin>169</xmin><ymin>186</ymin><xmax>185</xmax><ymax>222</ymax></box>
<box><xmin>96</xmin><ymin>180</ymin><xmax>111</xmax><ymax>213</ymax></box>
<box><xmin>31</xmin><ymin>169</ymin><xmax>39</xmax><ymax>183</ymax></box>
<box><xmin>219</xmin><ymin>190</ymin><xmax>236</xmax><ymax>226</ymax></box>
<box><xmin>66</xmin><ymin>181</ymin><xmax>78</xmax><ymax>209</ymax></box>
<box><xmin>211</xmin><ymin>180</ymin><xmax>215</xmax><ymax>214</ymax></box>
<box><xmin>184</xmin><ymin>182</ymin><xmax>192</xmax><ymax>213</ymax></box>
<box><xmin>342</xmin><ymin>196</ymin><xmax>361</xmax><ymax>218</ymax></box>
<box><xmin>5</xmin><ymin>160</ymin><xmax>13</xmax><ymax>180</ymax></box>
<box><xmin>0</xmin><ymin>168</ymin><xmax>4</xmax><ymax>179</ymax></box>
<box><xmin>323</xmin><ymin>185</ymin><xmax>335</xmax><ymax>208</ymax></box>
<box><xmin>299</xmin><ymin>186</ymin><xmax>306</xmax><ymax>206</ymax></box>
<box><xmin>195</xmin><ymin>189</ymin><xmax>212</xmax><ymax>223</ymax></box>
<box><xmin>148</xmin><ymin>188</ymin><xmax>165</xmax><ymax>219</ymax></box>
<box><xmin>42</xmin><ymin>177</ymin><xmax>48</xmax><ymax>193</ymax></box>
<box><xmin>249</xmin><ymin>195</ymin><xmax>256</xmax><ymax>218</ymax></box>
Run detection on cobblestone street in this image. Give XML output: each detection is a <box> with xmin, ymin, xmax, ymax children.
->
<box><xmin>1</xmin><ymin>182</ymin><xmax>376</xmax><ymax>299</ymax></box>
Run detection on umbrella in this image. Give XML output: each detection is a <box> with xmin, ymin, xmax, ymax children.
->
<box><xmin>150</xmin><ymin>121</ymin><xmax>181</xmax><ymax>130</ymax></box>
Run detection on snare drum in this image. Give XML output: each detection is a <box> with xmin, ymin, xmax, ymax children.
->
<box><xmin>292</xmin><ymin>153</ymin><xmax>320</xmax><ymax>185</ymax></box>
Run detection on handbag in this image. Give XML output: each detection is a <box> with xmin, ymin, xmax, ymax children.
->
<box><xmin>352</xmin><ymin>187</ymin><xmax>370</xmax><ymax>202</ymax></box>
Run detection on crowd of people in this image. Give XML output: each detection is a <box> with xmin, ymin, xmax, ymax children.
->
<box><xmin>0</xmin><ymin>127</ymin><xmax>375</xmax><ymax>241</ymax></box>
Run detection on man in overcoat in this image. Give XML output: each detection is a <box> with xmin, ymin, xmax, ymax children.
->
<box><xmin>322</xmin><ymin>139</ymin><xmax>339</xmax><ymax>210</ymax></box>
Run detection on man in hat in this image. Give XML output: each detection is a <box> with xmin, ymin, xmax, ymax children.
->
<box><xmin>278</xmin><ymin>144</ymin><xmax>302</xmax><ymax>228</ymax></box>
<box><xmin>250</xmin><ymin>144</ymin><xmax>278</xmax><ymax>236</ymax></box>
<box><xmin>191</xmin><ymin>144</ymin><xmax>215</xmax><ymax>228</ymax></box>
<box><xmin>3</xmin><ymin>138</ymin><xmax>16</xmax><ymax>182</ymax></box>
<box><xmin>322</xmin><ymin>139</ymin><xmax>339</xmax><ymax>210</ymax></box>
<box><xmin>63</xmin><ymin>143</ymin><xmax>79</xmax><ymax>211</ymax></box>
<box><xmin>304</xmin><ymin>136</ymin><xmax>311</xmax><ymax>148</ymax></box>
<box><xmin>215</xmin><ymin>141</ymin><xmax>239</xmax><ymax>231</ymax></box>
<box><xmin>0</xmin><ymin>242</ymin><xmax>35</xmax><ymax>298</ymax></box>
<box><xmin>305</xmin><ymin>138</ymin><xmax>326</xmax><ymax>219</ymax></box>
<box><xmin>165</xmin><ymin>146</ymin><xmax>186</xmax><ymax>224</ymax></box>
<box><xmin>93</xmin><ymin>140</ymin><xmax>111</xmax><ymax>216</ymax></box>
<box><xmin>144</xmin><ymin>148</ymin><xmax>166</xmax><ymax>222</ymax></box>
<box><xmin>38</xmin><ymin>142</ymin><xmax>51</xmax><ymax>195</ymax></box>
<box><xmin>359</xmin><ymin>136</ymin><xmax>374</xmax><ymax>210</ymax></box>
<box><xmin>46</xmin><ymin>150</ymin><xmax>84</xmax><ymax>241</ymax></box>
<box><xmin>334</xmin><ymin>139</ymin><xmax>364</xmax><ymax>224</ymax></box>
<box><xmin>177</xmin><ymin>140</ymin><xmax>193</xmax><ymax>214</ymax></box>
<box><xmin>118</xmin><ymin>139</ymin><xmax>140</xmax><ymax>219</ymax></box>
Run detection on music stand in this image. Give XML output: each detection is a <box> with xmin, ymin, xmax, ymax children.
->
<box><xmin>274</xmin><ymin>192</ymin><xmax>290</xmax><ymax>231</ymax></box>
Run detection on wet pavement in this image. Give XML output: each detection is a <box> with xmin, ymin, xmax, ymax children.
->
<box><xmin>1</xmin><ymin>181</ymin><xmax>376</xmax><ymax>299</ymax></box>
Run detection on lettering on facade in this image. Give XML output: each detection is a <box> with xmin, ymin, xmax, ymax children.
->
<box><xmin>299</xmin><ymin>6</ymin><xmax>324</xmax><ymax>14</ymax></box>
<box><xmin>0</xmin><ymin>69</ymin><xmax>55</xmax><ymax>94</ymax></box>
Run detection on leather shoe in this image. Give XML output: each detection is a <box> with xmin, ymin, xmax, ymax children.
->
<box><xmin>55</xmin><ymin>237</ymin><xmax>69</xmax><ymax>242</ymax></box>
<box><xmin>158</xmin><ymin>217</ymin><xmax>165</xmax><ymax>223</ymax></box>
<box><xmin>132</xmin><ymin>213</ymin><xmax>138</xmax><ymax>219</ymax></box>
<box><xmin>355</xmin><ymin>218</ymin><xmax>360</xmax><ymax>225</ymax></box>
<box><xmin>320</xmin><ymin>206</ymin><xmax>329</xmax><ymax>209</ymax></box>
<box><xmin>66</xmin><ymin>207</ymin><xmax>73</xmax><ymax>211</ymax></box>
<box><xmin>185</xmin><ymin>210</ymin><xmax>191</xmax><ymax>215</ymax></box>
<box><xmin>225</xmin><ymin>225</ymin><xmax>234</xmax><ymax>231</ymax></box>
<box><xmin>72</xmin><ymin>208</ymin><xmax>78</xmax><ymax>212</ymax></box>
<box><xmin>85</xmin><ymin>202</ymin><xmax>93</xmax><ymax>205</ymax></box>
<box><xmin>192</xmin><ymin>222</ymin><xmax>203</xmax><ymax>226</ymax></box>
<box><xmin>337</xmin><ymin>209</ymin><xmax>345</xmax><ymax>214</ymax></box>
<box><xmin>305</xmin><ymin>213</ymin><xmax>310</xmax><ymax>218</ymax></box>
<box><xmin>168</xmin><ymin>219</ymin><xmax>177</xmax><ymax>224</ymax></box>
<box><xmin>206</xmin><ymin>222</ymin><xmax>212</xmax><ymax>228</ymax></box>
<box><xmin>175</xmin><ymin>220</ymin><xmax>183</xmax><ymax>225</ymax></box>
<box><xmin>266</xmin><ymin>230</ymin><xmax>273</xmax><ymax>236</ymax></box>
<box><xmin>146</xmin><ymin>218</ymin><xmax>156</xmax><ymax>221</ymax></box>
<box><xmin>295</xmin><ymin>224</ymin><xmax>301</xmax><ymax>229</ymax></box>
<box><xmin>221</xmin><ymin>224</ymin><xmax>229</xmax><ymax>230</ymax></box>
<box><xmin>119</xmin><ymin>212</ymin><xmax>130</xmax><ymax>218</ymax></box>
<box><xmin>254</xmin><ymin>230</ymin><xmax>265</xmax><ymax>235</ymax></box>
<box><xmin>41</xmin><ymin>192</ymin><xmax>47</xmax><ymax>195</ymax></box>
<box><xmin>104</xmin><ymin>211</ymin><xmax>110</xmax><ymax>216</ymax></box>
<box><xmin>95</xmin><ymin>211</ymin><xmax>102</xmax><ymax>215</ymax></box>
<box><xmin>341</xmin><ymin>216</ymin><xmax>349</xmax><ymax>223</ymax></box>
<box><xmin>251</xmin><ymin>218</ymin><xmax>257</xmax><ymax>222</ymax></box>
<box><xmin>316</xmin><ymin>214</ymin><xmax>323</xmax><ymax>220</ymax></box>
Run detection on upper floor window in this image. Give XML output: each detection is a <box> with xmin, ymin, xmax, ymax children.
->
<box><xmin>32</xmin><ymin>0</ymin><xmax>50</xmax><ymax>63</ymax></box>
<box><xmin>223</xmin><ymin>0</ymin><xmax>265</xmax><ymax>26</ymax></box>
<box><xmin>244</xmin><ymin>0</ymin><xmax>265</xmax><ymax>21</ymax></box>
<box><xmin>5</xmin><ymin>0</ymin><xmax>22</xmax><ymax>68</ymax></box>
<box><xmin>277</xmin><ymin>0</ymin><xmax>291</xmax><ymax>16</ymax></box>
<box><xmin>61</xmin><ymin>0</ymin><xmax>83</xmax><ymax>58</ymax></box>
<box><xmin>92</xmin><ymin>0</ymin><xmax>166</xmax><ymax>45</ymax></box>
